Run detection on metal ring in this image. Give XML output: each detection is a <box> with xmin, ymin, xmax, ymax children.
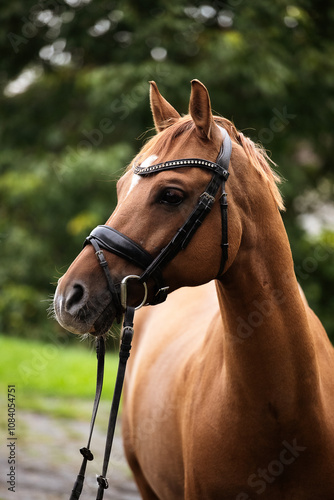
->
<box><xmin>120</xmin><ymin>275</ymin><xmax>148</xmax><ymax>310</ymax></box>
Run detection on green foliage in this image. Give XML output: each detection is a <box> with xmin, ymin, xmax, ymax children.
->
<box><xmin>0</xmin><ymin>0</ymin><xmax>333</xmax><ymax>340</ymax></box>
<box><xmin>0</xmin><ymin>334</ymin><xmax>119</xmax><ymax>419</ymax></box>
<box><xmin>0</xmin><ymin>144</ymin><xmax>132</xmax><ymax>339</ymax></box>
<box><xmin>288</xmin><ymin>230</ymin><xmax>334</xmax><ymax>343</ymax></box>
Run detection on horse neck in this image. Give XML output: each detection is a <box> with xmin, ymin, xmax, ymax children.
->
<box><xmin>215</xmin><ymin>196</ymin><xmax>321</xmax><ymax>413</ymax></box>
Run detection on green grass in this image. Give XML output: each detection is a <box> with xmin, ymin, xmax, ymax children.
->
<box><xmin>0</xmin><ymin>334</ymin><xmax>120</xmax><ymax>419</ymax></box>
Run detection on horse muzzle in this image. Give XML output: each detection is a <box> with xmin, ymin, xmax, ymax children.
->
<box><xmin>53</xmin><ymin>276</ymin><xmax>115</xmax><ymax>335</ymax></box>
<box><xmin>53</xmin><ymin>247</ymin><xmax>150</xmax><ymax>336</ymax></box>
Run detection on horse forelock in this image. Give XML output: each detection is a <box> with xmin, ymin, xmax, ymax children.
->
<box><xmin>127</xmin><ymin>115</ymin><xmax>284</xmax><ymax>211</ymax></box>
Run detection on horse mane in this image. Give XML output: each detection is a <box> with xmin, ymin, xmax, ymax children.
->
<box><xmin>131</xmin><ymin>115</ymin><xmax>285</xmax><ymax>211</ymax></box>
<box><xmin>215</xmin><ymin>116</ymin><xmax>284</xmax><ymax>211</ymax></box>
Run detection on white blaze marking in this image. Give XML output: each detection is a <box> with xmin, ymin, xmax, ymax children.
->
<box><xmin>127</xmin><ymin>172</ymin><xmax>141</xmax><ymax>195</ymax></box>
<box><xmin>110</xmin><ymin>154</ymin><xmax>159</xmax><ymax>223</ymax></box>
<box><xmin>139</xmin><ymin>154</ymin><xmax>158</xmax><ymax>170</ymax></box>
<box><xmin>126</xmin><ymin>154</ymin><xmax>158</xmax><ymax>197</ymax></box>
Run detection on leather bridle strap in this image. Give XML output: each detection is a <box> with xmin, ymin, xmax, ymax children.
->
<box><xmin>96</xmin><ymin>306</ymin><xmax>135</xmax><ymax>499</ymax></box>
<box><xmin>139</xmin><ymin>174</ymin><xmax>221</xmax><ymax>284</ymax></box>
<box><xmin>216</xmin><ymin>130</ymin><xmax>232</xmax><ymax>276</ymax></box>
<box><xmin>86</xmin><ymin>226</ymin><xmax>153</xmax><ymax>269</ymax></box>
<box><xmin>69</xmin><ymin>307</ymin><xmax>135</xmax><ymax>500</ymax></box>
<box><xmin>69</xmin><ymin>336</ymin><xmax>105</xmax><ymax>500</ymax></box>
<box><xmin>88</xmin><ymin>238</ymin><xmax>123</xmax><ymax>321</ymax></box>
<box><xmin>136</xmin><ymin>128</ymin><xmax>232</xmax><ymax>282</ymax></box>
<box><xmin>85</xmin><ymin>226</ymin><xmax>166</xmax><ymax>308</ymax></box>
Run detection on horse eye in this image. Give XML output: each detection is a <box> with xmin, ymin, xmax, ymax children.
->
<box><xmin>160</xmin><ymin>188</ymin><xmax>184</xmax><ymax>206</ymax></box>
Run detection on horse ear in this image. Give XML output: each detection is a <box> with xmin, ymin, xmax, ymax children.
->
<box><xmin>149</xmin><ymin>81</ymin><xmax>180</xmax><ymax>132</ymax></box>
<box><xmin>189</xmin><ymin>79</ymin><xmax>214</xmax><ymax>139</ymax></box>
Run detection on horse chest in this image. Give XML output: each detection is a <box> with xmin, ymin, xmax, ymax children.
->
<box><xmin>130</xmin><ymin>364</ymin><xmax>334</xmax><ymax>500</ymax></box>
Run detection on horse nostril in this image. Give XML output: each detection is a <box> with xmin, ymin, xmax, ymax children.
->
<box><xmin>65</xmin><ymin>283</ymin><xmax>86</xmax><ymax>313</ymax></box>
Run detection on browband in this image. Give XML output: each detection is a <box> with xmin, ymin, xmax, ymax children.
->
<box><xmin>134</xmin><ymin>157</ymin><xmax>229</xmax><ymax>180</ymax></box>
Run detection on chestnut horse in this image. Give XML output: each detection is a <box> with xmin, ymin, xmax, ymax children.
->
<box><xmin>54</xmin><ymin>80</ymin><xmax>334</xmax><ymax>499</ymax></box>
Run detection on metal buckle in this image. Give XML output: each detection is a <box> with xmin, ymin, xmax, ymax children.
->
<box><xmin>155</xmin><ymin>286</ymin><xmax>169</xmax><ymax>296</ymax></box>
<box><xmin>95</xmin><ymin>249</ymin><xmax>107</xmax><ymax>266</ymax></box>
<box><xmin>120</xmin><ymin>275</ymin><xmax>148</xmax><ymax>310</ymax></box>
<box><xmin>199</xmin><ymin>191</ymin><xmax>215</xmax><ymax>206</ymax></box>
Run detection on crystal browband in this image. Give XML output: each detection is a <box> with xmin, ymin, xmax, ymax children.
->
<box><xmin>133</xmin><ymin>158</ymin><xmax>229</xmax><ymax>180</ymax></box>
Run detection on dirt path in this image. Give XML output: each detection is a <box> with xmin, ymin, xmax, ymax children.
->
<box><xmin>0</xmin><ymin>403</ymin><xmax>140</xmax><ymax>500</ymax></box>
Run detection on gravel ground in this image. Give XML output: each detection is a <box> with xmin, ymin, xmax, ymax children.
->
<box><xmin>0</xmin><ymin>403</ymin><xmax>140</xmax><ymax>500</ymax></box>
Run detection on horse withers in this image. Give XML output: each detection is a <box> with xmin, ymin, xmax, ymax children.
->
<box><xmin>54</xmin><ymin>80</ymin><xmax>334</xmax><ymax>499</ymax></box>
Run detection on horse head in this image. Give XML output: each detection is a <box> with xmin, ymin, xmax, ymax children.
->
<box><xmin>54</xmin><ymin>80</ymin><xmax>282</xmax><ymax>336</ymax></box>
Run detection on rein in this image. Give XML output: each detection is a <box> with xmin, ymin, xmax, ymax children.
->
<box><xmin>69</xmin><ymin>129</ymin><xmax>232</xmax><ymax>499</ymax></box>
<box><xmin>70</xmin><ymin>307</ymin><xmax>135</xmax><ymax>500</ymax></box>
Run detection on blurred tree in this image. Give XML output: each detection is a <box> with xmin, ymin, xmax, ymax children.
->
<box><xmin>0</xmin><ymin>0</ymin><xmax>333</xmax><ymax>340</ymax></box>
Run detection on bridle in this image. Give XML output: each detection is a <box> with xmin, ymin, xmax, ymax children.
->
<box><xmin>68</xmin><ymin>128</ymin><xmax>232</xmax><ymax>499</ymax></box>
<box><xmin>84</xmin><ymin>127</ymin><xmax>232</xmax><ymax>312</ymax></box>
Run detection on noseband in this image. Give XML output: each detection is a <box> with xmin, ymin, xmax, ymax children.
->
<box><xmin>69</xmin><ymin>129</ymin><xmax>232</xmax><ymax>499</ymax></box>
<box><xmin>84</xmin><ymin>128</ymin><xmax>232</xmax><ymax>315</ymax></box>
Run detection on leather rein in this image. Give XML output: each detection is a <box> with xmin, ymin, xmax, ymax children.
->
<box><xmin>68</xmin><ymin>128</ymin><xmax>232</xmax><ymax>499</ymax></box>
